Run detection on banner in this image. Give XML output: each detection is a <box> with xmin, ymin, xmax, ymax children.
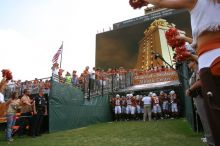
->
<box><xmin>133</xmin><ymin>70</ymin><xmax>179</xmax><ymax>85</ymax></box>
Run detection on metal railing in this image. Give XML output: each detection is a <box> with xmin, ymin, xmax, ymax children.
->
<box><xmin>3</xmin><ymin>77</ymin><xmax>51</xmax><ymax>99</ymax></box>
<box><xmin>4</xmin><ymin>68</ymin><xmax>177</xmax><ymax>99</ymax></box>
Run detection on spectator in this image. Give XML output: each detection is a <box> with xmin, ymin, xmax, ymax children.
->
<box><xmin>65</xmin><ymin>72</ymin><xmax>72</xmax><ymax>85</ymax></box>
<box><xmin>7</xmin><ymin>80</ymin><xmax>16</xmax><ymax>93</ymax></box>
<box><xmin>90</xmin><ymin>67</ymin><xmax>96</xmax><ymax>92</ymax></box>
<box><xmin>6</xmin><ymin>92</ymin><xmax>20</xmax><ymax>142</ymax></box>
<box><xmin>31</xmin><ymin>90</ymin><xmax>47</xmax><ymax>137</ymax></box>
<box><xmin>44</xmin><ymin>80</ymin><xmax>50</xmax><ymax>96</ymax></box>
<box><xmin>83</xmin><ymin>66</ymin><xmax>90</xmax><ymax>96</ymax></box>
<box><xmin>17</xmin><ymin>89</ymin><xmax>33</xmax><ymax>136</ymax></box>
<box><xmin>51</xmin><ymin>63</ymin><xmax>59</xmax><ymax>82</ymax></box>
<box><xmin>72</xmin><ymin>70</ymin><xmax>78</xmax><ymax>86</ymax></box>
<box><xmin>58</xmin><ymin>69</ymin><xmax>64</xmax><ymax>83</ymax></box>
<box><xmin>95</xmin><ymin>68</ymin><xmax>101</xmax><ymax>94</ymax></box>
<box><xmin>186</xmin><ymin>58</ymin><xmax>214</xmax><ymax>146</ymax></box>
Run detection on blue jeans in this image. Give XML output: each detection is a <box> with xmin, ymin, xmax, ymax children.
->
<box><xmin>6</xmin><ymin>113</ymin><xmax>16</xmax><ymax>141</ymax></box>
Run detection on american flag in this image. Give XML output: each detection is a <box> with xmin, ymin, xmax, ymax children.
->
<box><xmin>52</xmin><ymin>43</ymin><xmax>63</xmax><ymax>63</ymax></box>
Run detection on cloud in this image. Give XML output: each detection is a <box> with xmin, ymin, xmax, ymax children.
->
<box><xmin>0</xmin><ymin>0</ymin><xmax>144</xmax><ymax>81</ymax></box>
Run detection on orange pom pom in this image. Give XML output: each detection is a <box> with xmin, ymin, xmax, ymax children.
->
<box><xmin>1</xmin><ymin>69</ymin><xmax>13</xmax><ymax>81</ymax></box>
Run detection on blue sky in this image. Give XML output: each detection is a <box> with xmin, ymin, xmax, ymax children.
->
<box><xmin>0</xmin><ymin>0</ymin><xmax>145</xmax><ymax>81</ymax></box>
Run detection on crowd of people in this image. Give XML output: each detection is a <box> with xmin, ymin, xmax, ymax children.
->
<box><xmin>0</xmin><ymin>64</ymin><xmax>176</xmax><ymax>143</ymax></box>
<box><xmin>0</xmin><ymin>69</ymin><xmax>49</xmax><ymax>142</ymax></box>
<box><xmin>110</xmin><ymin>90</ymin><xmax>179</xmax><ymax>122</ymax></box>
<box><xmin>3</xmin><ymin>78</ymin><xmax>51</xmax><ymax>100</ymax></box>
<box><xmin>1</xmin><ymin>0</ymin><xmax>219</xmax><ymax>145</ymax></box>
<box><xmin>51</xmin><ymin>62</ymin><xmax>175</xmax><ymax>97</ymax></box>
<box><xmin>2</xmin><ymin>63</ymin><xmax>174</xmax><ymax>100</ymax></box>
<box><xmin>1</xmin><ymin>89</ymin><xmax>48</xmax><ymax>142</ymax></box>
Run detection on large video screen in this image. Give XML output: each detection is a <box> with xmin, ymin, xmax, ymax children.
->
<box><xmin>95</xmin><ymin>9</ymin><xmax>191</xmax><ymax>70</ymax></box>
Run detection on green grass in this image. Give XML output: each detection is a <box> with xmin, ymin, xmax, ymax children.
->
<box><xmin>0</xmin><ymin>119</ymin><xmax>205</xmax><ymax>146</ymax></box>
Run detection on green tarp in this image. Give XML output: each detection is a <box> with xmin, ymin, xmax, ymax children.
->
<box><xmin>177</xmin><ymin>62</ymin><xmax>196</xmax><ymax>131</ymax></box>
<box><xmin>48</xmin><ymin>62</ymin><xmax>196</xmax><ymax>133</ymax></box>
<box><xmin>49</xmin><ymin>81</ymin><xmax>112</xmax><ymax>132</ymax></box>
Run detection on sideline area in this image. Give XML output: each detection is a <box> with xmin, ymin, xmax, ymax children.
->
<box><xmin>0</xmin><ymin>118</ymin><xmax>205</xmax><ymax>146</ymax></box>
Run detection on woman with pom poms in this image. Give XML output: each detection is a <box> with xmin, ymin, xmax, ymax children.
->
<box><xmin>0</xmin><ymin>69</ymin><xmax>13</xmax><ymax>117</ymax></box>
<box><xmin>129</xmin><ymin>0</ymin><xmax>220</xmax><ymax>145</ymax></box>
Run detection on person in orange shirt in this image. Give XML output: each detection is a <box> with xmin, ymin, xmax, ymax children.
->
<box><xmin>83</xmin><ymin>66</ymin><xmax>90</xmax><ymax>96</ymax></box>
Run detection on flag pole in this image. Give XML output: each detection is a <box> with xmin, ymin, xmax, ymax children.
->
<box><xmin>60</xmin><ymin>41</ymin><xmax>63</xmax><ymax>68</ymax></box>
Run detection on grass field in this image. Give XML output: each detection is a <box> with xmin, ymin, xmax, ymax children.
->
<box><xmin>0</xmin><ymin>118</ymin><xmax>206</xmax><ymax>146</ymax></box>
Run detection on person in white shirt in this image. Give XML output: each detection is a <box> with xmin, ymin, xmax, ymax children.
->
<box><xmin>51</xmin><ymin>63</ymin><xmax>59</xmax><ymax>82</ymax></box>
<box><xmin>7</xmin><ymin>80</ymin><xmax>16</xmax><ymax>92</ymax></box>
<box><xmin>142</xmin><ymin>93</ymin><xmax>152</xmax><ymax>121</ymax></box>
<box><xmin>90</xmin><ymin>67</ymin><xmax>96</xmax><ymax>93</ymax></box>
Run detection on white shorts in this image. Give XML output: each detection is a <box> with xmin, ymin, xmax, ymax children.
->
<box><xmin>198</xmin><ymin>48</ymin><xmax>220</xmax><ymax>70</ymax></box>
<box><xmin>136</xmin><ymin>105</ymin><xmax>141</xmax><ymax>114</ymax></box>
<box><xmin>171</xmin><ymin>103</ymin><xmax>178</xmax><ymax>112</ymax></box>
<box><xmin>140</xmin><ymin>107</ymin><xmax>144</xmax><ymax>114</ymax></box>
<box><xmin>131</xmin><ymin>106</ymin><xmax>136</xmax><ymax>115</ymax></box>
<box><xmin>115</xmin><ymin>106</ymin><xmax>121</xmax><ymax>114</ymax></box>
<box><xmin>121</xmin><ymin>106</ymin><xmax>126</xmax><ymax>114</ymax></box>
<box><xmin>126</xmin><ymin>105</ymin><xmax>132</xmax><ymax>114</ymax></box>
<box><xmin>162</xmin><ymin>101</ymin><xmax>169</xmax><ymax>111</ymax></box>
<box><xmin>152</xmin><ymin>104</ymin><xmax>161</xmax><ymax>113</ymax></box>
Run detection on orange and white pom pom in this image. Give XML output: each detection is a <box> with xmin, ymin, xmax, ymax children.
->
<box><xmin>1</xmin><ymin>69</ymin><xmax>13</xmax><ymax>81</ymax></box>
<box><xmin>129</xmin><ymin>0</ymin><xmax>148</xmax><ymax>9</ymax></box>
